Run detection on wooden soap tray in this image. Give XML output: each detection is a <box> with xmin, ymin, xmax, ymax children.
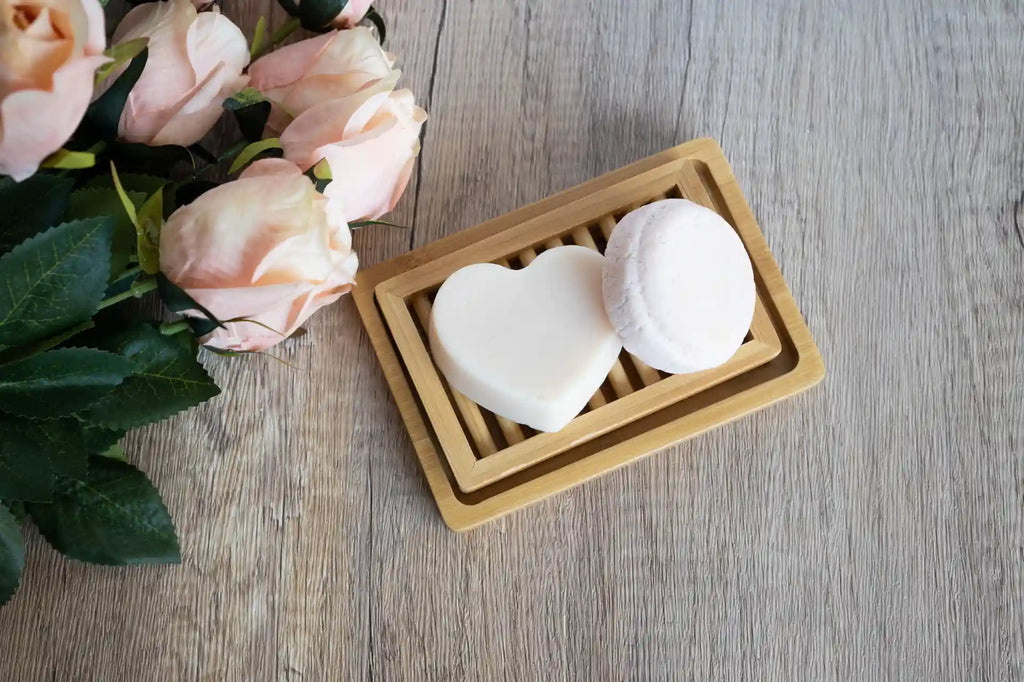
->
<box><xmin>353</xmin><ymin>138</ymin><xmax>824</xmax><ymax>530</ymax></box>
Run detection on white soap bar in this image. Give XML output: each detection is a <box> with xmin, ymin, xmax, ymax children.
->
<box><xmin>602</xmin><ymin>199</ymin><xmax>755</xmax><ymax>374</ymax></box>
<box><xmin>429</xmin><ymin>246</ymin><xmax>622</xmax><ymax>432</ymax></box>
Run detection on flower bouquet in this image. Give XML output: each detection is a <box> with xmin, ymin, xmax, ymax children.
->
<box><xmin>0</xmin><ymin>0</ymin><xmax>424</xmax><ymax>606</ymax></box>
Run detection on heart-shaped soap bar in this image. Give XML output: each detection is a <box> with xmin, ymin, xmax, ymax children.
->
<box><xmin>428</xmin><ymin>246</ymin><xmax>622</xmax><ymax>432</ymax></box>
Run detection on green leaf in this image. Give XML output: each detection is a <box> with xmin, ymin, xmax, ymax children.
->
<box><xmin>84</xmin><ymin>325</ymin><xmax>220</xmax><ymax>430</ymax></box>
<box><xmin>83</xmin><ymin>47</ymin><xmax>148</xmax><ymax>140</ymax></box>
<box><xmin>94</xmin><ymin>37</ymin><xmax>149</xmax><ymax>86</ymax></box>
<box><xmin>0</xmin><ymin>175</ymin><xmax>75</xmax><ymax>255</ymax></box>
<box><xmin>82</xmin><ymin>423</ymin><xmax>126</xmax><ymax>456</ymax></box>
<box><xmin>0</xmin><ymin>319</ymin><xmax>96</xmax><ymax>367</ymax></box>
<box><xmin>2</xmin><ymin>416</ymin><xmax>92</xmax><ymax>480</ymax></box>
<box><xmin>66</xmin><ymin>187</ymin><xmax>147</xmax><ymax>277</ymax></box>
<box><xmin>157</xmin><ymin>274</ymin><xmax>224</xmax><ymax>338</ymax></box>
<box><xmin>40</xmin><ymin>149</ymin><xmax>95</xmax><ymax>170</ymax></box>
<box><xmin>223</xmin><ymin>88</ymin><xmax>272</xmax><ymax>142</ymax></box>
<box><xmin>0</xmin><ymin>348</ymin><xmax>133</xmax><ymax>418</ymax></box>
<box><xmin>0</xmin><ymin>416</ymin><xmax>97</xmax><ymax>502</ymax></box>
<box><xmin>364</xmin><ymin>6</ymin><xmax>386</xmax><ymax>44</ymax></box>
<box><xmin>108</xmin><ymin>162</ymin><xmax>138</xmax><ymax>226</ymax></box>
<box><xmin>135</xmin><ymin>188</ymin><xmax>163</xmax><ymax>275</ymax></box>
<box><xmin>0</xmin><ymin>500</ymin><xmax>26</xmax><ymax>524</ymax></box>
<box><xmin>97</xmin><ymin>444</ymin><xmax>127</xmax><ymax>462</ymax></box>
<box><xmin>250</xmin><ymin>15</ymin><xmax>268</xmax><ymax>60</ymax></box>
<box><xmin>0</xmin><ymin>217</ymin><xmax>114</xmax><ymax>351</ymax></box>
<box><xmin>228</xmin><ymin>138</ymin><xmax>282</xmax><ymax>174</ymax></box>
<box><xmin>27</xmin><ymin>458</ymin><xmax>180</xmax><ymax>566</ymax></box>
<box><xmin>0</xmin><ymin>503</ymin><xmax>25</xmax><ymax>606</ymax></box>
<box><xmin>0</xmin><ymin>418</ymin><xmax>54</xmax><ymax>501</ymax></box>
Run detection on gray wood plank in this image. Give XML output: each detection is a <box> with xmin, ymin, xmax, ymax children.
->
<box><xmin>1</xmin><ymin>0</ymin><xmax>1022</xmax><ymax>679</ymax></box>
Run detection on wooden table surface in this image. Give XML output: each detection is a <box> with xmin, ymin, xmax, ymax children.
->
<box><xmin>3</xmin><ymin>0</ymin><xmax>1023</xmax><ymax>679</ymax></box>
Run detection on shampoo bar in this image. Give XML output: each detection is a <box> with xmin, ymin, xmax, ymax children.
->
<box><xmin>602</xmin><ymin>199</ymin><xmax>755</xmax><ymax>374</ymax></box>
<box><xmin>429</xmin><ymin>246</ymin><xmax>622</xmax><ymax>432</ymax></box>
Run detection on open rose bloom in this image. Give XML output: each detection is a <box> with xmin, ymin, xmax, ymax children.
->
<box><xmin>250</xmin><ymin>27</ymin><xmax>426</xmax><ymax>222</ymax></box>
<box><xmin>0</xmin><ymin>0</ymin><xmax>107</xmax><ymax>180</ymax></box>
<box><xmin>160</xmin><ymin>159</ymin><xmax>359</xmax><ymax>352</ymax></box>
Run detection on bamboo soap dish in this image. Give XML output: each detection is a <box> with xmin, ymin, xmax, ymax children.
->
<box><xmin>353</xmin><ymin>138</ymin><xmax>824</xmax><ymax>530</ymax></box>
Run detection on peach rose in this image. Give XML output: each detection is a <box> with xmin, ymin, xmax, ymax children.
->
<box><xmin>109</xmin><ymin>0</ymin><xmax>248</xmax><ymax>146</ymax></box>
<box><xmin>0</xmin><ymin>0</ymin><xmax>107</xmax><ymax>180</ymax></box>
<box><xmin>159</xmin><ymin>158</ymin><xmax>358</xmax><ymax>351</ymax></box>
<box><xmin>249</xmin><ymin>28</ymin><xmax>425</xmax><ymax>221</ymax></box>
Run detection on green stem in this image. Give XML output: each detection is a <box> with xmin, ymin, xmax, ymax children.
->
<box><xmin>269</xmin><ymin>17</ymin><xmax>300</xmax><ymax>47</ymax></box>
<box><xmin>111</xmin><ymin>265</ymin><xmax>143</xmax><ymax>283</ymax></box>
<box><xmin>159</xmin><ymin>321</ymin><xmax>192</xmax><ymax>336</ymax></box>
<box><xmin>97</xmin><ymin>278</ymin><xmax>158</xmax><ymax>310</ymax></box>
<box><xmin>86</xmin><ymin>140</ymin><xmax>108</xmax><ymax>156</ymax></box>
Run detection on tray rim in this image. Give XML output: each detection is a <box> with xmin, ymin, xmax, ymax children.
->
<box><xmin>352</xmin><ymin>137</ymin><xmax>824</xmax><ymax>531</ymax></box>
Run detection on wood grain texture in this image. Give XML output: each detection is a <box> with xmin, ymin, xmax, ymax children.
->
<box><xmin>2</xmin><ymin>0</ymin><xmax>1023</xmax><ymax>679</ymax></box>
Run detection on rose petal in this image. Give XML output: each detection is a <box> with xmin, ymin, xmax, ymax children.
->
<box><xmin>40</xmin><ymin>0</ymin><xmax>106</xmax><ymax>56</ymax></box>
<box><xmin>248</xmin><ymin>31</ymin><xmax>335</xmax><ymax>92</ymax></box>
<box><xmin>280</xmin><ymin>69</ymin><xmax>399</xmax><ymax>121</ymax></box>
<box><xmin>160</xmin><ymin>164</ymin><xmax>317</xmax><ymax>287</ymax></box>
<box><xmin>321</xmin><ymin>90</ymin><xmax>426</xmax><ymax>220</ymax></box>
<box><xmin>279</xmin><ymin>83</ymin><xmax>392</xmax><ymax>169</ymax></box>
<box><xmin>238</xmin><ymin>157</ymin><xmax>304</xmax><ymax>180</ymax></box>
<box><xmin>185</xmin><ymin>7</ymin><xmax>249</xmax><ymax>87</ymax></box>
<box><xmin>306</xmin><ymin>27</ymin><xmax>392</xmax><ymax>76</ymax></box>
<box><xmin>115</xmin><ymin>0</ymin><xmax>197</xmax><ymax>140</ymax></box>
<box><xmin>149</xmin><ymin>71</ymin><xmax>247</xmax><ymax>146</ymax></box>
<box><xmin>0</xmin><ymin>54</ymin><xmax>108</xmax><ymax>180</ymax></box>
<box><xmin>114</xmin><ymin>0</ymin><xmax>248</xmax><ymax>146</ymax></box>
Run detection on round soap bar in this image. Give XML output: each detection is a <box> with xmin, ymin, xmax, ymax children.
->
<box><xmin>602</xmin><ymin>198</ymin><xmax>755</xmax><ymax>374</ymax></box>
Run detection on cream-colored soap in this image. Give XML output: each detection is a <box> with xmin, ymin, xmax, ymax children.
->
<box><xmin>429</xmin><ymin>246</ymin><xmax>622</xmax><ymax>432</ymax></box>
